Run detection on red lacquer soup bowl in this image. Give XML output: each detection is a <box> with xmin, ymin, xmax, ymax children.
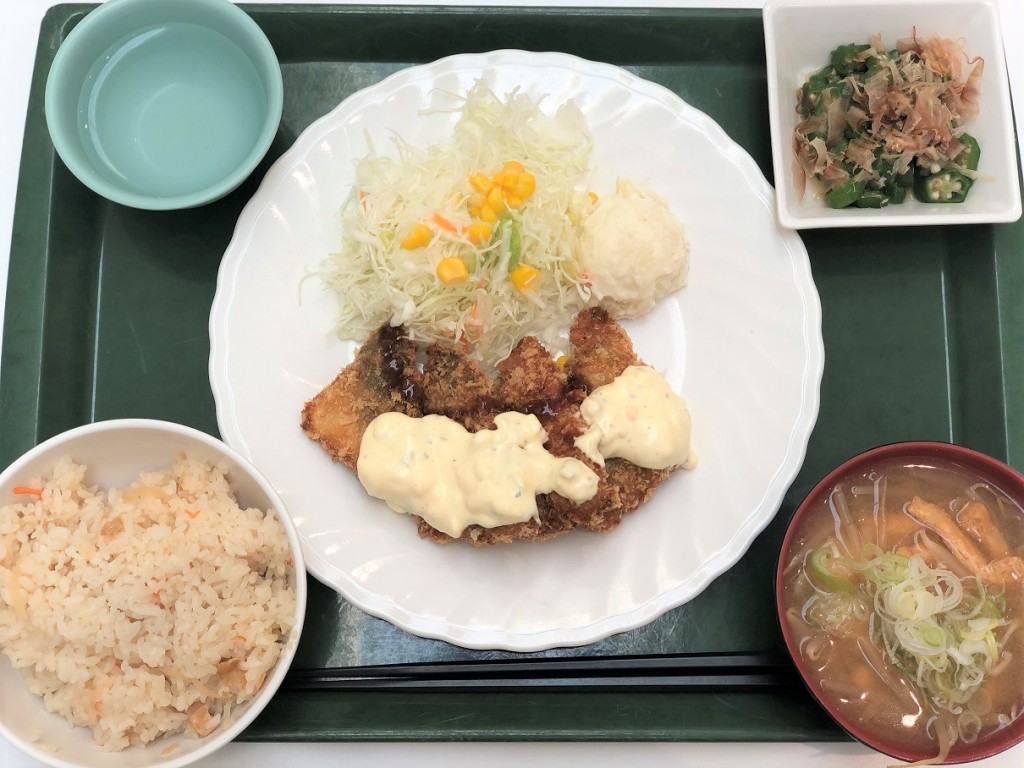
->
<box><xmin>777</xmin><ymin>442</ymin><xmax>1024</xmax><ymax>764</ymax></box>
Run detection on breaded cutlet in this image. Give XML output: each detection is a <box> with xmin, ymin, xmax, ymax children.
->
<box><xmin>565</xmin><ymin>304</ymin><xmax>639</xmax><ymax>391</ymax></box>
<box><xmin>565</xmin><ymin>309</ymin><xmax>676</xmax><ymax>529</ymax></box>
<box><xmin>300</xmin><ymin>325</ymin><xmax>423</xmax><ymax>469</ymax></box>
<box><xmin>302</xmin><ymin>307</ymin><xmax>679</xmax><ymax>545</ymax></box>
<box><xmin>420</xmin><ymin>344</ymin><xmax>498</xmax><ymax>433</ymax></box>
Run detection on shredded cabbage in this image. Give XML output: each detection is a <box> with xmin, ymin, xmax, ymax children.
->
<box><xmin>321</xmin><ymin>81</ymin><xmax>595</xmax><ymax>366</ymax></box>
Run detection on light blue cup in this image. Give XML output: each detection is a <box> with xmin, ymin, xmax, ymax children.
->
<box><xmin>45</xmin><ymin>0</ymin><xmax>283</xmax><ymax>210</ymax></box>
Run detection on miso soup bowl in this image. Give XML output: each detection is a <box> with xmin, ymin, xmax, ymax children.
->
<box><xmin>45</xmin><ymin>0</ymin><xmax>283</xmax><ymax>210</ymax></box>
<box><xmin>776</xmin><ymin>441</ymin><xmax>1024</xmax><ymax>764</ymax></box>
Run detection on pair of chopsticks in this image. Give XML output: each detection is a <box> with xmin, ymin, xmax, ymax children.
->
<box><xmin>282</xmin><ymin>651</ymin><xmax>800</xmax><ymax>693</ymax></box>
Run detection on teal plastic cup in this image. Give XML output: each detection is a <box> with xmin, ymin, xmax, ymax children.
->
<box><xmin>45</xmin><ymin>0</ymin><xmax>283</xmax><ymax>210</ymax></box>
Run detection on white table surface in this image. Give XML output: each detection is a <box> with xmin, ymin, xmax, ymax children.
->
<box><xmin>2</xmin><ymin>1</ymin><xmax>1023</xmax><ymax>766</ymax></box>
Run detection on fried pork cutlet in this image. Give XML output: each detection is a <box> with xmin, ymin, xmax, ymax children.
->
<box><xmin>566</xmin><ymin>309</ymin><xmax>677</xmax><ymax>529</ymax></box>
<box><xmin>420</xmin><ymin>343</ymin><xmax>498</xmax><ymax>433</ymax></box>
<box><xmin>565</xmin><ymin>304</ymin><xmax>639</xmax><ymax>391</ymax></box>
<box><xmin>300</xmin><ymin>326</ymin><xmax>423</xmax><ymax>469</ymax></box>
<box><xmin>302</xmin><ymin>308</ymin><xmax>682</xmax><ymax>545</ymax></box>
<box><xmin>492</xmin><ymin>335</ymin><xmax>567</xmax><ymax>410</ymax></box>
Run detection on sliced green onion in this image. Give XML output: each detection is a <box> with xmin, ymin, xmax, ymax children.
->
<box><xmin>808</xmin><ymin>545</ymin><xmax>855</xmax><ymax>593</ymax></box>
<box><xmin>809</xmin><ymin>546</ymin><xmax>1012</xmax><ymax>715</ymax></box>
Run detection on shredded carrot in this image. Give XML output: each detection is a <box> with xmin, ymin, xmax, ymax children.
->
<box><xmin>432</xmin><ymin>211</ymin><xmax>464</xmax><ymax>235</ymax></box>
<box><xmin>234</xmin><ymin>635</ymin><xmax>247</xmax><ymax>643</ymax></box>
<box><xmin>464</xmin><ymin>304</ymin><xmax>483</xmax><ymax>343</ymax></box>
<box><xmin>184</xmin><ymin>509</ymin><xmax>200</xmax><ymax>519</ymax></box>
<box><xmin>358</xmin><ymin>190</ymin><xmax>367</xmax><ymax>210</ymax></box>
<box><xmin>587</xmin><ymin>191</ymin><xmax>599</xmax><ymax>204</ymax></box>
<box><xmin>13</xmin><ymin>486</ymin><xmax>42</xmax><ymax>497</ymax></box>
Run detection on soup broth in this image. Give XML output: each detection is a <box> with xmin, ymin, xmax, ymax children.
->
<box><xmin>781</xmin><ymin>457</ymin><xmax>1024</xmax><ymax>762</ymax></box>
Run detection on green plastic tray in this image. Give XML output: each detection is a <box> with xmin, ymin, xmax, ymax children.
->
<box><xmin>4</xmin><ymin>3</ymin><xmax>1023</xmax><ymax>743</ymax></box>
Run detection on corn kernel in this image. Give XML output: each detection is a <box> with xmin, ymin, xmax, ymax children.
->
<box><xmin>506</xmin><ymin>195</ymin><xmax>523</xmax><ymax>209</ymax></box>
<box><xmin>510</xmin><ymin>265</ymin><xmax>540</xmax><ymax>293</ymax></box>
<box><xmin>470</xmin><ymin>191</ymin><xmax>487</xmax><ymax>208</ymax></box>
<box><xmin>469</xmin><ymin>204</ymin><xmax>481</xmax><ymax>218</ymax></box>
<box><xmin>587</xmin><ymin>191</ymin><xmax>599</xmax><ymax>204</ymax></box>
<box><xmin>502</xmin><ymin>160</ymin><xmax>525</xmax><ymax>174</ymax></box>
<box><xmin>486</xmin><ymin>186</ymin><xmax>505</xmax><ymax>212</ymax></box>
<box><xmin>467</xmin><ymin>221</ymin><xmax>492</xmax><ymax>245</ymax></box>
<box><xmin>480</xmin><ymin>205</ymin><xmax>498</xmax><ymax>223</ymax></box>
<box><xmin>514</xmin><ymin>173</ymin><xmax>536</xmax><ymax>199</ymax></box>
<box><xmin>555</xmin><ymin>355</ymin><xmax>570</xmax><ymax>368</ymax></box>
<box><xmin>469</xmin><ymin>172</ymin><xmax>491</xmax><ymax>194</ymax></box>
<box><xmin>491</xmin><ymin>171</ymin><xmax>508</xmax><ymax>188</ymax></box>
<box><xmin>436</xmin><ymin>257</ymin><xmax>469</xmax><ymax>285</ymax></box>
<box><xmin>401</xmin><ymin>223</ymin><xmax>432</xmax><ymax>250</ymax></box>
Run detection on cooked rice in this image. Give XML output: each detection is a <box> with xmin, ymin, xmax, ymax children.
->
<box><xmin>0</xmin><ymin>453</ymin><xmax>297</xmax><ymax>751</ymax></box>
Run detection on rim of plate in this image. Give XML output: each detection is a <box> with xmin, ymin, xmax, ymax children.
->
<box><xmin>209</xmin><ymin>49</ymin><xmax>824</xmax><ymax>650</ymax></box>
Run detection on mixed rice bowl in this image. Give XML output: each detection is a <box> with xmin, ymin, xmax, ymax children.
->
<box><xmin>0</xmin><ymin>451</ymin><xmax>298</xmax><ymax>754</ymax></box>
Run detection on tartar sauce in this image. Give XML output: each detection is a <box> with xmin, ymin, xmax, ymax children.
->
<box><xmin>356</xmin><ymin>411</ymin><xmax>599</xmax><ymax>538</ymax></box>
<box><xmin>574</xmin><ymin>365</ymin><xmax>695</xmax><ymax>470</ymax></box>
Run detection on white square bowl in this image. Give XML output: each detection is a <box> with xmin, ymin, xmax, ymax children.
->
<box><xmin>763</xmin><ymin>0</ymin><xmax>1022</xmax><ymax>229</ymax></box>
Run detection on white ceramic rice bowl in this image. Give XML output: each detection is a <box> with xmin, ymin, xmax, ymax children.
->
<box><xmin>0</xmin><ymin>419</ymin><xmax>306</xmax><ymax>768</ymax></box>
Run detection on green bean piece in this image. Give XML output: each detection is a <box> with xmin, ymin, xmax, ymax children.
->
<box><xmin>799</xmin><ymin>69</ymin><xmax>837</xmax><ymax>112</ymax></box>
<box><xmin>804</xmin><ymin>69</ymin><xmax>835</xmax><ymax>95</ymax></box>
<box><xmin>824</xmin><ymin>179</ymin><xmax>865</xmax><ymax>209</ymax></box>
<box><xmin>830</xmin><ymin>43</ymin><xmax>870</xmax><ymax>76</ymax></box>
<box><xmin>872</xmin><ymin>155</ymin><xmax>895</xmax><ymax>180</ymax></box>
<box><xmin>824</xmin><ymin>81</ymin><xmax>854</xmax><ymax>101</ymax></box>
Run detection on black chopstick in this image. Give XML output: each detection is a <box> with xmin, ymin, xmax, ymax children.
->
<box><xmin>281</xmin><ymin>651</ymin><xmax>800</xmax><ymax>693</ymax></box>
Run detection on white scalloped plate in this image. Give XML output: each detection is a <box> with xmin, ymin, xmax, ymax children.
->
<box><xmin>209</xmin><ymin>50</ymin><xmax>823</xmax><ymax>651</ymax></box>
